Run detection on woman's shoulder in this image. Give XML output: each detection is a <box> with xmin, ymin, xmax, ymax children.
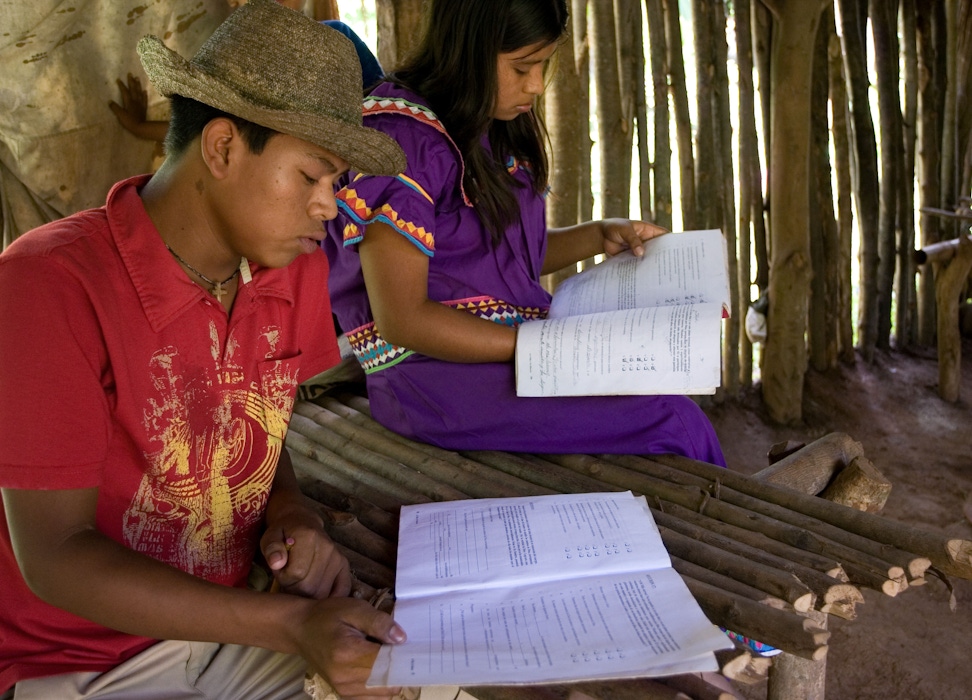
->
<box><xmin>363</xmin><ymin>83</ymin><xmax>449</xmax><ymax>140</ymax></box>
<box><xmin>361</xmin><ymin>83</ymin><xmax>467</xmax><ymax>200</ymax></box>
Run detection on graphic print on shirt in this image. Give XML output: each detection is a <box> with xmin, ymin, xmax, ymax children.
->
<box><xmin>123</xmin><ymin>321</ymin><xmax>299</xmax><ymax>581</ymax></box>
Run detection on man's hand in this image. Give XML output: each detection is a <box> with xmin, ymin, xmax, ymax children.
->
<box><xmin>261</xmin><ymin>509</ymin><xmax>352</xmax><ymax>599</ymax></box>
<box><xmin>297</xmin><ymin>597</ymin><xmax>407</xmax><ymax>699</ymax></box>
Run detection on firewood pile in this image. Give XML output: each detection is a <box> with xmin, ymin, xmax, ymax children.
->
<box><xmin>285</xmin><ymin>390</ymin><xmax>972</xmax><ymax>699</ymax></box>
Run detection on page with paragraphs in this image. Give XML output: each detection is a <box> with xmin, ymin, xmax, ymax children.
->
<box><xmin>368</xmin><ymin>567</ymin><xmax>733</xmax><ymax>687</ymax></box>
<box><xmin>393</xmin><ymin>492</ymin><xmax>670</xmax><ymax>600</ymax></box>
<box><xmin>515</xmin><ymin>302</ymin><xmax>724</xmax><ymax>397</ymax></box>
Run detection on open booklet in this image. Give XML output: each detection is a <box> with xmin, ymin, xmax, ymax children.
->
<box><xmin>515</xmin><ymin>228</ymin><xmax>731</xmax><ymax>397</ymax></box>
<box><xmin>367</xmin><ymin>491</ymin><xmax>733</xmax><ymax>688</ymax></box>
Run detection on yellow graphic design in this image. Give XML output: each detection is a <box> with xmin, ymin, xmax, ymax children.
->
<box><xmin>124</xmin><ymin>323</ymin><xmax>298</xmax><ymax>581</ymax></box>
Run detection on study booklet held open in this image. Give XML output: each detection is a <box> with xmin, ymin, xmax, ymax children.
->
<box><xmin>515</xmin><ymin>228</ymin><xmax>731</xmax><ymax>397</ymax></box>
<box><xmin>367</xmin><ymin>491</ymin><xmax>733</xmax><ymax>688</ymax></box>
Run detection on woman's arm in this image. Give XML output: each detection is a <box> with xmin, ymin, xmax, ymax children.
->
<box><xmin>357</xmin><ymin>222</ymin><xmax>517</xmax><ymax>363</ymax></box>
<box><xmin>543</xmin><ymin>218</ymin><xmax>668</xmax><ymax>275</ymax></box>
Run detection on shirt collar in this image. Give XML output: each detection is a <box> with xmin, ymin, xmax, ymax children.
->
<box><xmin>106</xmin><ymin>175</ymin><xmax>296</xmax><ymax>332</ymax></box>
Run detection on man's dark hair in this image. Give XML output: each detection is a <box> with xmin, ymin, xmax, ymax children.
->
<box><xmin>164</xmin><ymin>95</ymin><xmax>277</xmax><ymax>157</ymax></box>
<box><xmin>390</xmin><ymin>0</ymin><xmax>568</xmax><ymax>243</ymax></box>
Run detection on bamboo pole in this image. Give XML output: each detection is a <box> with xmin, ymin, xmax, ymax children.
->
<box><xmin>651</xmin><ymin>453</ymin><xmax>971</xmax><ymax>578</ymax></box>
<box><xmin>671</xmin><ymin>555</ymin><xmax>792</xmax><ymax>610</ymax></box>
<box><xmin>316</xmin><ymin>397</ymin><xmax>560</xmax><ymax>497</ymax></box>
<box><xmin>288</xmin><ymin>437</ymin><xmax>426</xmax><ymax>511</ymax></box>
<box><xmin>313</xmin><ymin>504</ymin><xmax>397</xmax><ymax>565</ymax></box>
<box><xmin>653</xmin><ymin>506</ymin><xmax>863</xmax><ymax>618</ymax></box>
<box><xmin>547</xmin><ymin>453</ymin><xmax>909</xmax><ymax>593</ymax></box>
<box><xmin>683</xmin><ymin>577</ymin><xmax>829</xmax><ymax>660</ymax></box>
<box><xmin>294</xmin><ymin>473</ymin><xmax>399</xmax><ymax>541</ymax></box>
<box><xmin>912</xmin><ymin>229</ymin><xmax>972</xmax><ymax>264</ymax></box>
<box><xmin>462</xmin><ymin>450</ymin><xmax>613</xmax><ymax>495</ymax></box>
<box><xmin>605</xmin><ymin>453</ymin><xmax>927</xmax><ymax>582</ymax></box>
<box><xmin>297</xmin><ymin>402</ymin><xmax>546</xmax><ymax>499</ymax></box>
<box><xmin>653</xmin><ymin>500</ymin><xmax>850</xmax><ymax>581</ymax></box>
<box><xmin>289</xmin><ymin>413</ymin><xmax>469</xmax><ymax>502</ymax></box>
<box><xmin>335</xmin><ymin>543</ymin><xmax>394</xmax><ymax>590</ymax></box>
<box><xmin>662</xmin><ymin>528</ymin><xmax>817</xmax><ymax>611</ymax></box>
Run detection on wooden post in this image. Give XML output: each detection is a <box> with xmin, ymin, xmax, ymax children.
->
<box><xmin>767</xmin><ymin>617</ymin><xmax>829</xmax><ymax>700</ymax></box>
<box><xmin>933</xmin><ymin>233</ymin><xmax>972</xmax><ymax>401</ymax></box>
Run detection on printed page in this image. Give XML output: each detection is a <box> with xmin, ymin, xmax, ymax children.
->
<box><xmin>394</xmin><ymin>492</ymin><xmax>670</xmax><ymax>600</ymax></box>
<box><xmin>368</xmin><ymin>567</ymin><xmax>733</xmax><ymax>687</ymax></box>
<box><xmin>548</xmin><ymin>229</ymin><xmax>729</xmax><ymax>320</ymax></box>
<box><xmin>515</xmin><ymin>302</ymin><xmax>724</xmax><ymax>397</ymax></box>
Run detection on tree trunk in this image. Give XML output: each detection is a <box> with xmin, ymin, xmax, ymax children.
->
<box><xmin>871</xmin><ymin>0</ymin><xmax>902</xmax><ymax>350</ymax></box>
<box><xmin>955</xmin><ymin>1</ymin><xmax>972</xmax><ymax>204</ymax></box>
<box><xmin>692</xmin><ymin>0</ymin><xmax>720</xmax><ymax>230</ymax></box>
<box><xmin>374</xmin><ymin>0</ymin><xmax>425</xmax><ymax>71</ymax></box>
<box><xmin>752</xmin><ymin>2</ymin><xmax>773</xmax><ymax>294</ymax></box>
<box><xmin>543</xmin><ymin>18</ymin><xmax>584</xmax><ymax>293</ymax></box>
<box><xmin>711</xmin><ymin>0</ymin><xmax>740</xmax><ymax>395</ymax></box>
<box><xmin>665</xmin><ymin>0</ymin><xmax>697</xmax><ymax>230</ymax></box>
<box><xmin>545</xmin><ymin>24</ymin><xmax>582</xmax><ymax>233</ymax></box>
<box><xmin>838</xmin><ymin>0</ymin><xmax>881</xmax><ymax>361</ymax></box>
<box><xmin>940</xmin><ymin>0</ymin><xmax>960</xmax><ymax>245</ymax></box>
<box><xmin>934</xmin><ymin>235</ymin><xmax>972</xmax><ymax>401</ymax></box>
<box><xmin>809</xmin><ymin>9</ymin><xmax>840</xmax><ymax>372</ymax></box>
<box><xmin>898</xmin><ymin>0</ymin><xmax>919</xmax><ymax>348</ymax></box>
<box><xmin>916</xmin><ymin>0</ymin><xmax>947</xmax><ymax>345</ymax></box>
<box><xmin>573</xmin><ymin>0</ymin><xmax>595</xmax><ymax>226</ymax></box>
<box><xmin>760</xmin><ymin>0</ymin><xmax>830</xmax><ymax>424</ymax></box>
<box><xmin>734</xmin><ymin>0</ymin><xmax>761</xmax><ymax>386</ymax></box>
<box><xmin>828</xmin><ymin>16</ymin><xmax>857</xmax><ymax>364</ymax></box>
<box><xmin>617</xmin><ymin>0</ymin><xmax>652</xmax><ymax>221</ymax></box>
<box><xmin>592</xmin><ymin>0</ymin><xmax>631</xmax><ymax>218</ymax></box>
<box><xmin>646</xmin><ymin>0</ymin><xmax>673</xmax><ymax>230</ymax></box>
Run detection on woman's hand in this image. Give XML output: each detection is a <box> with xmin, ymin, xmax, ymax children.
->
<box><xmin>544</xmin><ymin>218</ymin><xmax>668</xmax><ymax>273</ymax></box>
<box><xmin>600</xmin><ymin>218</ymin><xmax>668</xmax><ymax>257</ymax></box>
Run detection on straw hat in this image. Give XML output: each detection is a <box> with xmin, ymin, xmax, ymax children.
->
<box><xmin>137</xmin><ymin>0</ymin><xmax>405</xmax><ymax>175</ymax></box>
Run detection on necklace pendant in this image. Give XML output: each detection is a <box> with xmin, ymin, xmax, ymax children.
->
<box><xmin>212</xmin><ymin>281</ymin><xmax>225</xmax><ymax>301</ymax></box>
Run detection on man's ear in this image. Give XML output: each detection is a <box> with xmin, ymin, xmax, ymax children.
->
<box><xmin>199</xmin><ymin>117</ymin><xmax>239</xmax><ymax>180</ymax></box>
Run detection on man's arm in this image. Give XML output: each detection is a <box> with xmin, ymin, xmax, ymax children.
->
<box><xmin>2</xmin><ymin>485</ymin><xmax>404</xmax><ymax>697</ymax></box>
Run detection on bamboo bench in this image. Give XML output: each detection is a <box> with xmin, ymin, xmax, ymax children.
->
<box><xmin>287</xmin><ymin>376</ymin><xmax>972</xmax><ymax>700</ymax></box>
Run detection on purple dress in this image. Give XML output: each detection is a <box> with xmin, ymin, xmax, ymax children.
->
<box><xmin>323</xmin><ymin>83</ymin><xmax>725</xmax><ymax>465</ymax></box>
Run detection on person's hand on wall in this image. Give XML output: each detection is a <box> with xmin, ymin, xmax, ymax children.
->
<box><xmin>109</xmin><ymin>73</ymin><xmax>169</xmax><ymax>143</ymax></box>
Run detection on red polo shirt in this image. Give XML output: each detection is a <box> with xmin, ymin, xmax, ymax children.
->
<box><xmin>0</xmin><ymin>175</ymin><xmax>340</xmax><ymax>691</ymax></box>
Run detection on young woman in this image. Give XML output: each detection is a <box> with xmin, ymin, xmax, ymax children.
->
<box><xmin>323</xmin><ymin>0</ymin><xmax>725</xmax><ymax>465</ymax></box>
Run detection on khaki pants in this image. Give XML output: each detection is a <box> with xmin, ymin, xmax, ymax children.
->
<box><xmin>11</xmin><ymin>639</ymin><xmax>308</xmax><ymax>700</ymax></box>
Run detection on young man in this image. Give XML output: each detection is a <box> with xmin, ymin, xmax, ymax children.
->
<box><xmin>0</xmin><ymin>1</ymin><xmax>406</xmax><ymax>698</ymax></box>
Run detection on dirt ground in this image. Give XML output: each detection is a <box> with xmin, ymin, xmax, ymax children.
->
<box><xmin>703</xmin><ymin>341</ymin><xmax>972</xmax><ymax>700</ymax></box>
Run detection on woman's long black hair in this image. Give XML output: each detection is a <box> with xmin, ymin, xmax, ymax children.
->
<box><xmin>390</xmin><ymin>0</ymin><xmax>569</xmax><ymax>242</ymax></box>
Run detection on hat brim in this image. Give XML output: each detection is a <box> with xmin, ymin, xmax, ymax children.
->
<box><xmin>138</xmin><ymin>36</ymin><xmax>405</xmax><ymax>176</ymax></box>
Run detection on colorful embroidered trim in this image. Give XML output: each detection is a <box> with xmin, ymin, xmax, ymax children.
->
<box><xmin>346</xmin><ymin>297</ymin><xmax>547</xmax><ymax>373</ymax></box>
<box><xmin>361</xmin><ymin>96</ymin><xmax>473</xmax><ymax>207</ymax></box>
<box><xmin>337</xmin><ymin>188</ymin><xmax>435</xmax><ymax>255</ymax></box>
